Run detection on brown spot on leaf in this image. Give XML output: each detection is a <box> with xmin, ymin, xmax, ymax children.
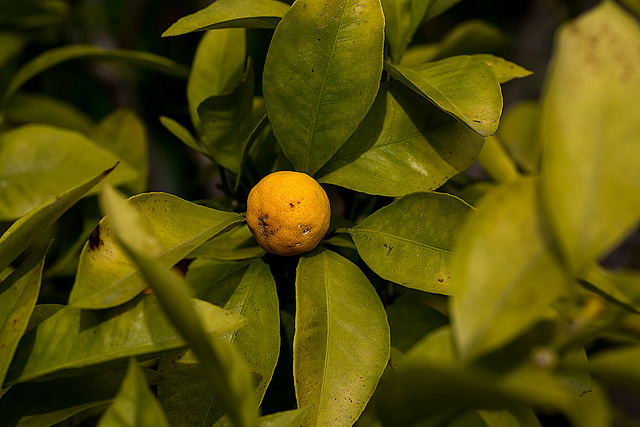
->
<box><xmin>88</xmin><ymin>226</ymin><xmax>103</xmax><ymax>251</ymax></box>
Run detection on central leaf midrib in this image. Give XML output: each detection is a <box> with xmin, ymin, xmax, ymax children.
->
<box><xmin>351</xmin><ymin>227</ymin><xmax>454</xmax><ymax>255</ymax></box>
<box><xmin>304</xmin><ymin>0</ymin><xmax>350</xmax><ymax>171</ymax></box>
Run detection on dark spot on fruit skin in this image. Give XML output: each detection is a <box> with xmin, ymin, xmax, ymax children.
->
<box><xmin>88</xmin><ymin>226</ymin><xmax>103</xmax><ymax>251</ymax></box>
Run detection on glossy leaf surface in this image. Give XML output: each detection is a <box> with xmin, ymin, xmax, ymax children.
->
<box><xmin>472</xmin><ymin>54</ymin><xmax>533</xmax><ymax>84</ymax></box>
<box><xmin>317</xmin><ymin>82</ymin><xmax>483</xmax><ymax>196</ymax></box>
<box><xmin>263</xmin><ymin>0</ymin><xmax>385</xmax><ymax>175</ymax></box>
<box><xmin>163</xmin><ymin>0</ymin><xmax>290</xmax><ymax>36</ymax></box>
<box><xmin>540</xmin><ymin>1</ymin><xmax>640</xmax><ymax>273</ymax></box>
<box><xmin>350</xmin><ymin>192</ymin><xmax>473</xmax><ymax>294</ymax></box>
<box><xmin>294</xmin><ymin>248</ymin><xmax>390</xmax><ymax>426</ymax></box>
<box><xmin>158</xmin><ymin>260</ymin><xmax>280</xmax><ymax>426</ymax></box>
<box><xmin>5</xmin><ymin>295</ymin><xmax>244</xmax><ymax>385</ymax></box>
<box><xmin>188</xmin><ymin>224</ymin><xmax>265</xmax><ymax>261</ymax></box>
<box><xmin>386</xmin><ymin>56</ymin><xmax>503</xmax><ymax>136</ymax></box>
<box><xmin>0</xmin><ymin>125</ymin><xmax>135</xmax><ymax>220</ymax></box>
<box><xmin>0</xmin><ymin>165</ymin><xmax>113</xmax><ymax>274</ymax></box>
<box><xmin>2</xmin><ymin>45</ymin><xmax>188</xmax><ymax>104</ymax></box>
<box><xmin>97</xmin><ymin>359</ymin><xmax>170</xmax><ymax>427</ymax></box>
<box><xmin>101</xmin><ymin>184</ymin><xmax>258</xmax><ymax>427</ymax></box>
<box><xmin>450</xmin><ymin>178</ymin><xmax>569</xmax><ymax>360</ymax></box>
<box><xmin>258</xmin><ymin>407</ymin><xmax>310</xmax><ymax>427</ymax></box>
<box><xmin>69</xmin><ymin>193</ymin><xmax>244</xmax><ymax>309</ymax></box>
<box><xmin>187</xmin><ymin>29</ymin><xmax>246</xmax><ymax>131</ymax></box>
<box><xmin>0</xmin><ymin>243</ymin><xmax>49</xmax><ymax>388</ymax></box>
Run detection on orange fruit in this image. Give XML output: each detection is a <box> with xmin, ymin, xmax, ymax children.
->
<box><xmin>246</xmin><ymin>171</ymin><xmax>331</xmax><ymax>256</ymax></box>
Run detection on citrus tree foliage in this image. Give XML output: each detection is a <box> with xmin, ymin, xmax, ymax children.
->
<box><xmin>1</xmin><ymin>0</ymin><xmax>640</xmax><ymax>426</ymax></box>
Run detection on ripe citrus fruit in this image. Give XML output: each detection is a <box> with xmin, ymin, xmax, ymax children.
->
<box><xmin>246</xmin><ymin>171</ymin><xmax>331</xmax><ymax>256</ymax></box>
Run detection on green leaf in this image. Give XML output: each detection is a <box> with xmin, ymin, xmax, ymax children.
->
<box><xmin>2</xmin><ymin>45</ymin><xmax>188</xmax><ymax>105</ymax></box>
<box><xmin>372</xmin><ymin>361</ymin><xmax>573</xmax><ymax>426</ymax></box>
<box><xmin>159</xmin><ymin>116</ymin><xmax>208</xmax><ymax>156</ymax></box>
<box><xmin>450</xmin><ymin>178</ymin><xmax>570</xmax><ymax>360</ymax></box>
<box><xmin>162</xmin><ymin>0</ymin><xmax>290</xmax><ymax>36</ymax></box>
<box><xmin>477</xmin><ymin>136</ymin><xmax>519</xmax><ymax>183</ymax></box>
<box><xmin>91</xmin><ymin>108</ymin><xmax>148</xmax><ymax>193</ymax></box>
<box><xmin>198</xmin><ymin>58</ymin><xmax>255</xmax><ymax>173</ymax></box>
<box><xmin>472</xmin><ymin>54</ymin><xmax>533</xmax><ymax>84</ymax></box>
<box><xmin>0</xmin><ymin>364</ymin><xmax>162</xmax><ymax>427</ymax></box>
<box><xmin>387</xmin><ymin>290</ymin><xmax>448</xmax><ymax>354</ymax></box>
<box><xmin>97</xmin><ymin>359</ymin><xmax>170</xmax><ymax>427</ymax></box>
<box><xmin>316</xmin><ymin>81</ymin><xmax>484</xmax><ymax>196</ymax></box>
<box><xmin>0</xmin><ymin>31</ymin><xmax>28</xmax><ymax>67</ymax></box>
<box><xmin>590</xmin><ymin>345</ymin><xmax>640</xmax><ymax>389</ymax></box>
<box><xmin>401</xmin><ymin>20</ymin><xmax>510</xmax><ymax>66</ymax></box>
<box><xmin>350</xmin><ymin>192</ymin><xmax>473</xmax><ymax>294</ymax></box>
<box><xmin>69</xmin><ymin>192</ymin><xmax>244</xmax><ymax>309</ymax></box>
<box><xmin>158</xmin><ymin>259</ymin><xmax>280</xmax><ymax>426</ymax></box>
<box><xmin>188</xmin><ymin>224</ymin><xmax>265</xmax><ymax>261</ymax></box>
<box><xmin>382</xmin><ymin>0</ymin><xmax>463</xmax><ymax>63</ymax></box>
<box><xmin>0</xmin><ymin>0</ymin><xmax>68</xmax><ymax>30</ymax></box>
<box><xmin>184</xmin><ymin>258</ymin><xmax>258</xmax><ymax>298</ymax></box>
<box><xmin>188</xmin><ymin>29</ymin><xmax>246</xmax><ymax>131</ymax></box>
<box><xmin>0</xmin><ymin>243</ymin><xmax>49</xmax><ymax>388</ymax></box>
<box><xmin>0</xmin><ymin>165</ymin><xmax>114</xmax><ymax>274</ymax></box>
<box><xmin>100</xmin><ymin>184</ymin><xmax>258</xmax><ymax>427</ymax></box>
<box><xmin>4</xmin><ymin>294</ymin><xmax>244</xmax><ymax>386</ymax></box>
<box><xmin>294</xmin><ymin>248</ymin><xmax>390</xmax><ymax>426</ymax></box>
<box><xmin>0</xmin><ymin>124</ymin><xmax>136</xmax><ymax>220</ymax></box>
<box><xmin>382</xmin><ymin>0</ymin><xmax>430</xmax><ymax>63</ymax></box>
<box><xmin>579</xmin><ymin>264</ymin><xmax>640</xmax><ymax>313</ymax></box>
<box><xmin>497</xmin><ymin>101</ymin><xmax>540</xmax><ymax>175</ymax></box>
<box><xmin>386</xmin><ymin>56</ymin><xmax>503</xmax><ymax>136</ymax></box>
<box><xmin>3</xmin><ymin>92</ymin><xmax>95</xmax><ymax>133</ymax></box>
<box><xmin>258</xmin><ymin>407</ymin><xmax>310</xmax><ymax>427</ymax></box>
<box><xmin>540</xmin><ymin>1</ymin><xmax>640</xmax><ymax>273</ymax></box>
<box><xmin>263</xmin><ymin>0</ymin><xmax>385</xmax><ymax>175</ymax></box>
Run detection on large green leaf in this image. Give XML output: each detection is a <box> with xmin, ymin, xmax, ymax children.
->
<box><xmin>258</xmin><ymin>407</ymin><xmax>310</xmax><ymax>427</ymax></box>
<box><xmin>1</xmin><ymin>45</ymin><xmax>188</xmax><ymax>105</ymax></box>
<box><xmin>4</xmin><ymin>295</ymin><xmax>245</xmax><ymax>386</ymax></box>
<box><xmin>163</xmin><ymin>0</ymin><xmax>290</xmax><ymax>36</ymax></box>
<box><xmin>97</xmin><ymin>359</ymin><xmax>170</xmax><ymax>427</ymax></box>
<box><xmin>262</xmin><ymin>0</ymin><xmax>385</xmax><ymax>175</ymax></box>
<box><xmin>158</xmin><ymin>259</ymin><xmax>280</xmax><ymax>426</ymax></box>
<box><xmin>91</xmin><ymin>108</ymin><xmax>148</xmax><ymax>193</ymax></box>
<box><xmin>317</xmin><ymin>81</ymin><xmax>483</xmax><ymax>196</ymax></box>
<box><xmin>188</xmin><ymin>224</ymin><xmax>265</xmax><ymax>262</ymax></box>
<box><xmin>0</xmin><ymin>124</ymin><xmax>136</xmax><ymax>220</ymax></box>
<box><xmin>198</xmin><ymin>58</ymin><xmax>255</xmax><ymax>173</ymax></box>
<box><xmin>100</xmin><ymin>184</ymin><xmax>258</xmax><ymax>427</ymax></box>
<box><xmin>350</xmin><ymin>192</ymin><xmax>473</xmax><ymax>294</ymax></box>
<box><xmin>69</xmin><ymin>192</ymin><xmax>244</xmax><ymax>309</ymax></box>
<box><xmin>401</xmin><ymin>20</ymin><xmax>510</xmax><ymax>66</ymax></box>
<box><xmin>589</xmin><ymin>344</ymin><xmax>640</xmax><ymax>389</ymax></box>
<box><xmin>497</xmin><ymin>101</ymin><xmax>540</xmax><ymax>175</ymax></box>
<box><xmin>0</xmin><ymin>165</ymin><xmax>114</xmax><ymax>274</ymax></box>
<box><xmin>382</xmin><ymin>0</ymin><xmax>429</xmax><ymax>63</ymax></box>
<box><xmin>294</xmin><ymin>248</ymin><xmax>390</xmax><ymax>426</ymax></box>
<box><xmin>3</xmin><ymin>92</ymin><xmax>95</xmax><ymax>133</ymax></box>
<box><xmin>187</xmin><ymin>29</ymin><xmax>246</xmax><ymax>131</ymax></box>
<box><xmin>0</xmin><ymin>364</ymin><xmax>162</xmax><ymax>427</ymax></box>
<box><xmin>382</xmin><ymin>0</ymin><xmax>463</xmax><ymax>63</ymax></box>
<box><xmin>539</xmin><ymin>1</ymin><xmax>640</xmax><ymax>274</ymax></box>
<box><xmin>0</xmin><ymin>243</ymin><xmax>49</xmax><ymax>388</ymax></box>
<box><xmin>449</xmin><ymin>178</ymin><xmax>570</xmax><ymax>360</ymax></box>
<box><xmin>385</xmin><ymin>56</ymin><xmax>503</xmax><ymax>136</ymax></box>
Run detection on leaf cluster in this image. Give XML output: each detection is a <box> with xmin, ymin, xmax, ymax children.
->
<box><xmin>1</xmin><ymin>0</ymin><xmax>640</xmax><ymax>426</ymax></box>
